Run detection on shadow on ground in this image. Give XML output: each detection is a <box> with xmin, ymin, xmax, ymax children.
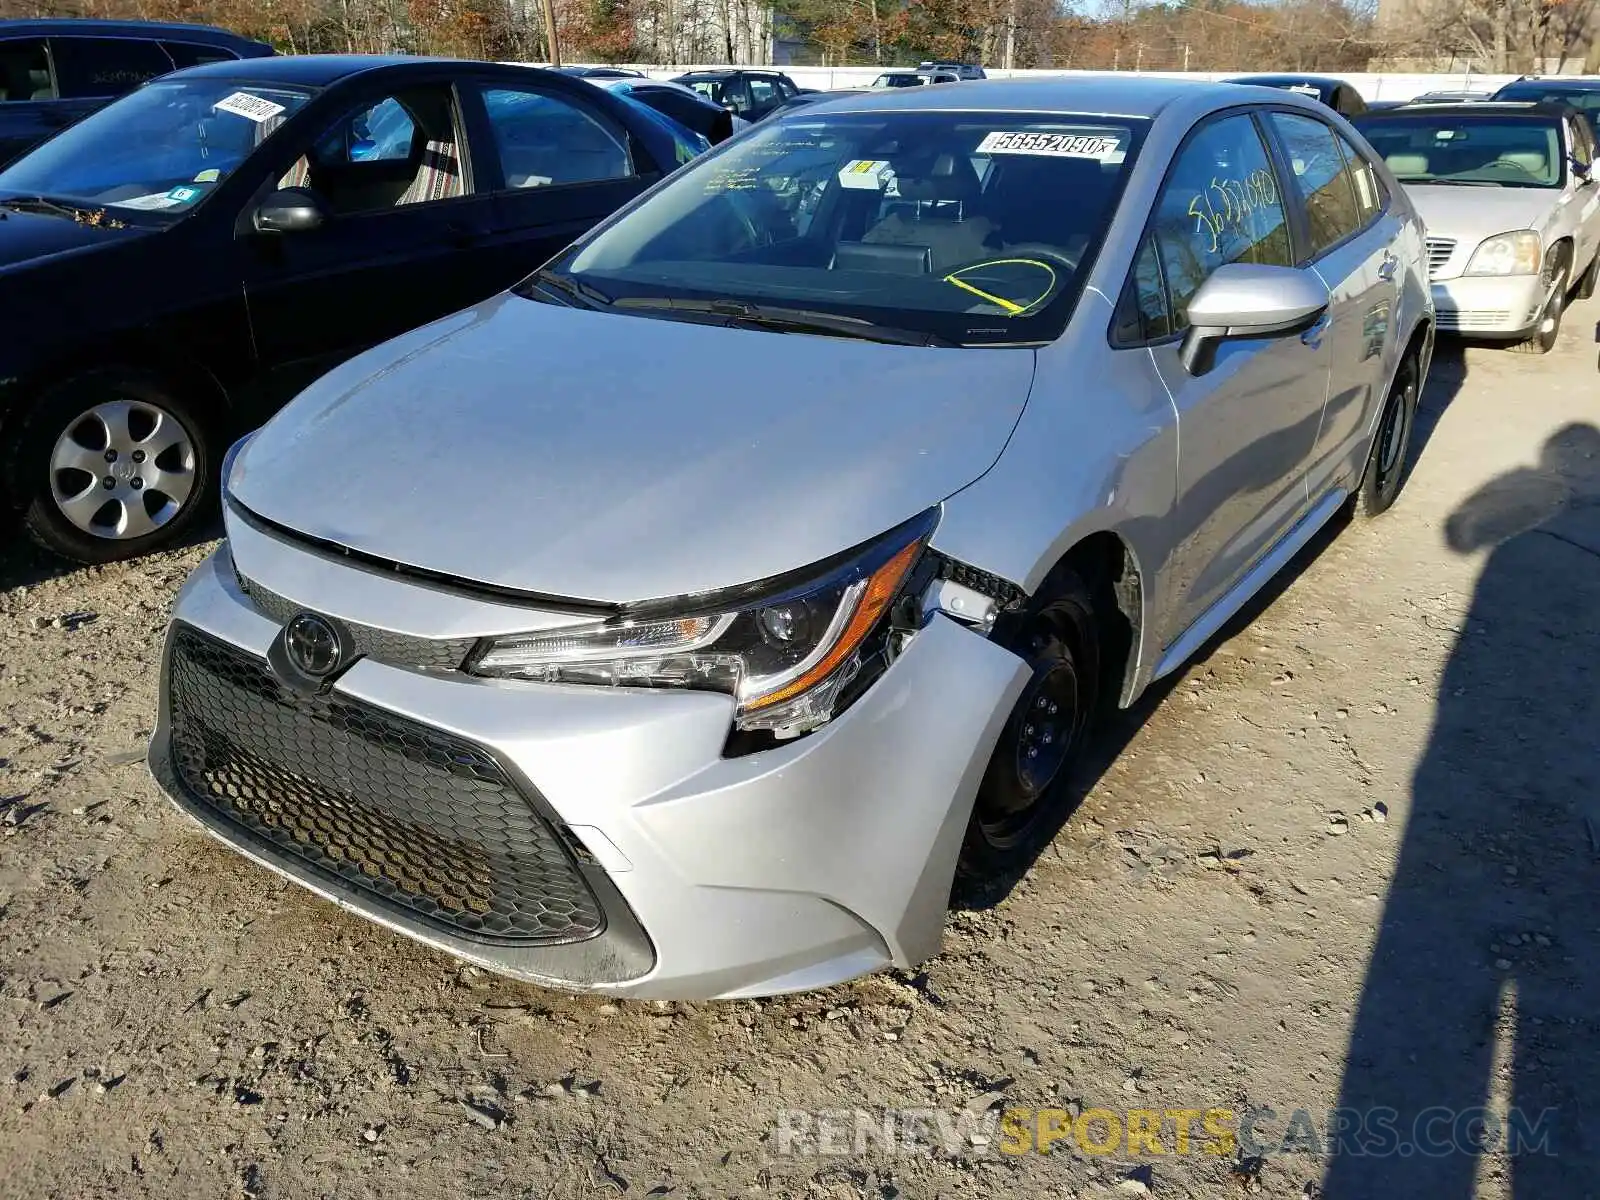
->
<box><xmin>1323</xmin><ymin>422</ymin><xmax>1600</xmax><ymax>1195</ymax></box>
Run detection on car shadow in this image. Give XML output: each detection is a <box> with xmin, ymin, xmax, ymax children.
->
<box><xmin>953</xmin><ymin>342</ymin><xmax>1472</xmax><ymax>913</ymax></box>
<box><xmin>0</xmin><ymin>510</ymin><xmax>222</xmax><ymax>594</ymax></box>
<box><xmin>1322</xmin><ymin>421</ymin><xmax>1600</xmax><ymax>1194</ymax></box>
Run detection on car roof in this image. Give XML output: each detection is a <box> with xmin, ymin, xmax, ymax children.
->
<box><xmin>1498</xmin><ymin>76</ymin><xmax>1600</xmax><ymax>91</ymax></box>
<box><xmin>1230</xmin><ymin>73</ymin><xmax>1344</xmax><ymax>86</ymax></box>
<box><xmin>0</xmin><ymin>17</ymin><xmax>269</xmax><ymax>45</ymax></box>
<box><xmin>171</xmin><ymin>53</ymin><xmax>491</xmax><ymax>86</ymax></box>
<box><xmin>784</xmin><ymin>74</ymin><xmax>1232</xmax><ymax>119</ymax></box>
<box><xmin>1357</xmin><ymin>100</ymin><xmax>1570</xmax><ymax>120</ymax></box>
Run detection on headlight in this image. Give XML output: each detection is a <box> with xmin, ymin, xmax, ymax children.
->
<box><xmin>467</xmin><ymin>509</ymin><xmax>938</xmax><ymax>738</ymax></box>
<box><xmin>1464</xmin><ymin>230</ymin><xmax>1542</xmax><ymax>276</ymax></box>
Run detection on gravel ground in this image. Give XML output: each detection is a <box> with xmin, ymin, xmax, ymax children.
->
<box><xmin>1</xmin><ymin>305</ymin><xmax>1597</xmax><ymax>1200</ymax></box>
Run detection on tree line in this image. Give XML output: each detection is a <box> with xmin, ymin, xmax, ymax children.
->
<box><xmin>0</xmin><ymin>0</ymin><xmax>1592</xmax><ymax>76</ymax></box>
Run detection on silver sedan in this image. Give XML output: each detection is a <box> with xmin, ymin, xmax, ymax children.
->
<box><xmin>149</xmin><ymin>78</ymin><xmax>1434</xmax><ymax>999</ymax></box>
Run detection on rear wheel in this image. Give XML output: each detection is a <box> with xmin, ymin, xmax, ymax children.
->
<box><xmin>958</xmin><ymin>570</ymin><xmax>1101</xmax><ymax>881</ymax></box>
<box><xmin>1353</xmin><ymin>351</ymin><xmax>1419</xmax><ymax>519</ymax></box>
<box><xmin>8</xmin><ymin>370</ymin><xmax>215</xmax><ymax>564</ymax></box>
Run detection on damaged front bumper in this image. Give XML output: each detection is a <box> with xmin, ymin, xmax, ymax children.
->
<box><xmin>147</xmin><ymin>519</ymin><xmax>1030</xmax><ymax>1000</ymax></box>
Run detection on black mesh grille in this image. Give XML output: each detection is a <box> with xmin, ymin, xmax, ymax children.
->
<box><xmin>166</xmin><ymin>625</ymin><xmax>604</xmax><ymax>946</ymax></box>
<box><xmin>236</xmin><ymin>572</ymin><xmax>477</xmax><ymax>672</ymax></box>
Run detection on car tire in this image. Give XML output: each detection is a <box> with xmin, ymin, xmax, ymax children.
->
<box><xmin>1510</xmin><ymin>257</ymin><xmax>1569</xmax><ymax>355</ymax></box>
<box><xmin>8</xmin><ymin>369</ymin><xmax>216</xmax><ymax>564</ymax></box>
<box><xmin>957</xmin><ymin>569</ymin><xmax>1101</xmax><ymax>882</ymax></box>
<box><xmin>1576</xmin><ymin>251</ymin><xmax>1600</xmax><ymax>301</ymax></box>
<box><xmin>1353</xmin><ymin>350</ymin><xmax>1420</xmax><ymax>519</ymax></box>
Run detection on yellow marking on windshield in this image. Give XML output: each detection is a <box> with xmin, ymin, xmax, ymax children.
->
<box><xmin>942</xmin><ymin>258</ymin><xmax>1059</xmax><ymax>316</ymax></box>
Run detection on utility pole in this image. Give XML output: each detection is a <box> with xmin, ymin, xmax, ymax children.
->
<box><xmin>1183</xmin><ymin>42</ymin><xmax>1190</xmax><ymax>71</ymax></box>
<box><xmin>1135</xmin><ymin>42</ymin><xmax>1143</xmax><ymax>69</ymax></box>
<box><xmin>540</xmin><ymin>0</ymin><xmax>562</xmax><ymax>65</ymax></box>
<box><xmin>1003</xmin><ymin>0</ymin><xmax>1017</xmax><ymax>70</ymax></box>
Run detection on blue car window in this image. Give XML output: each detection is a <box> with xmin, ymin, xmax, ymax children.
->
<box><xmin>482</xmin><ymin>87</ymin><xmax>633</xmax><ymax>188</ymax></box>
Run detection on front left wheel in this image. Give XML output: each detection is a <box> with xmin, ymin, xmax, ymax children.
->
<box><xmin>8</xmin><ymin>370</ymin><xmax>216</xmax><ymax>564</ymax></box>
<box><xmin>958</xmin><ymin>569</ymin><xmax>1102</xmax><ymax>882</ymax></box>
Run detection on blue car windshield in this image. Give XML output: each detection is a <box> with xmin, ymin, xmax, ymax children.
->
<box><xmin>549</xmin><ymin>110</ymin><xmax>1148</xmax><ymax>346</ymax></box>
<box><xmin>0</xmin><ymin>78</ymin><xmax>313</xmax><ymax>216</ymax></box>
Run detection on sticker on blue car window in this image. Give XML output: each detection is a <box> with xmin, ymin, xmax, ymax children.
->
<box><xmin>166</xmin><ymin>185</ymin><xmax>203</xmax><ymax>204</ymax></box>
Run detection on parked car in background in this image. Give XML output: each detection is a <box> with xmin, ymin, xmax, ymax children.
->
<box><xmin>1352</xmin><ymin>100</ymin><xmax>1600</xmax><ymax>352</ymax></box>
<box><xmin>0</xmin><ymin>19</ymin><xmax>274</xmax><ymax>163</ymax></box>
<box><xmin>1491</xmin><ymin>75</ymin><xmax>1600</xmax><ymax>138</ymax></box>
<box><xmin>549</xmin><ymin>65</ymin><xmax>645</xmax><ymax>79</ymax></box>
<box><xmin>585</xmin><ymin>75</ymin><xmax>744</xmax><ymax>143</ymax></box>
<box><xmin>917</xmin><ymin>59</ymin><xmax>985</xmax><ymax>79</ymax></box>
<box><xmin>671</xmin><ymin>68</ymin><xmax>804</xmax><ymax>120</ymax></box>
<box><xmin>1407</xmin><ymin>88</ymin><xmax>1495</xmax><ymax>104</ymax></box>
<box><xmin>871</xmin><ymin>68</ymin><xmax>960</xmax><ymax>87</ymax></box>
<box><xmin>154</xmin><ymin>77</ymin><xmax>1432</xmax><ymax>1000</ymax></box>
<box><xmin>1228</xmin><ymin>74</ymin><xmax>1367</xmax><ymax>118</ymax></box>
<box><xmin>766</xmin><ymin>87</ymin><xmax>862</xmax><ymax>118</ymax></box>
<box><xmin>0</xmin><ymin>56</ymin><xmax>704</xmax><ymax>563</ymax></box>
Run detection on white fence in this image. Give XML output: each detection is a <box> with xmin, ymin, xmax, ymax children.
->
<box><xmin>549</xmin><ymin>64</ymin><xmax>1531</xmax><ymax>103</ymax></box>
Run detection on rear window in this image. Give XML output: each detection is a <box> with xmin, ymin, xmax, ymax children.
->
<box><xmin>50</xmin><ymin>37</ymin><xmax>172</xmax><ymax>99</ymax></box>
<box><xmin>1352</xmin><ymin>112</ymin><xmax>1564</xmax><ymax>188</ymax></box>
<box><xmin>550</xmin><ymin>110</ymin><xmax>1149</xmax><ymax>346</ymax></box>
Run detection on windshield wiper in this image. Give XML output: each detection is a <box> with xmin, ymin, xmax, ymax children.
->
<box><xmin>1397</xmin><ymin>177</ymin><xmax>1505</xmax><ymax>187</ymax></box>
<box><xmin>0</xmin><ymin>194</ymin><xmax>127</xmax><ymax>226</ymax></box>
<box><xmin>518</xmin><ymin>268</ymin><xmax>613</xmax><ymax>309</ymax></box>
<box><xmin>615</xmin><ymin>296</ymin><xmax>957</xmax><ymax>347</ymax></box>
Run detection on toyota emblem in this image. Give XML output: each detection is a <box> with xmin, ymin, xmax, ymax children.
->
<box><xmin>284</xmin><ymin>612</ymin><xmax>342</xmax><ymax>677</ymax></box>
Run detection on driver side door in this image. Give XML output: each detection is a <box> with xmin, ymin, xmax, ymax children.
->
<box><xmin>237</xmin><ymin>81</ymin><xmax>502</xmax><ymax>411</ymax></box>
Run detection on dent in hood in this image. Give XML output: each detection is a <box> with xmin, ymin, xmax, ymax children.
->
<box><xmin>232</xmin><ymin>294</ymin><xmax>1037</xmax><ymax>604</ymax></box>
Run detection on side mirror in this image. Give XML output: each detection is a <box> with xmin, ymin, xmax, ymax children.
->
<box><xmin>1179</xmin><ymin>262</ymin><xmax>1329</xmax><ymax>375</ymax></box>
<box><xmin>1571</xmin><ymin>156</ymin><xmax>1593</xmax><ymax>182</ymax></box>
<box><xmin>253</xmin><ymin>187</ymin><xmax>326</xmax><ymax>235</ymax></box>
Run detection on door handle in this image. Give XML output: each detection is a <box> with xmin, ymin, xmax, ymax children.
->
<box><xmin>1376</xmin><ymin>253</ymin><xmax>1398</xmax><ymax>282</ymax></box>
<box><xmin>1301</xmin><ymin>314</ymin><xmax>1331</xmax><ymax>348</ymax></box>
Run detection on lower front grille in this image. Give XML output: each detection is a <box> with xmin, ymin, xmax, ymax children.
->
<box><xmin>1435</xmin><ymin>308</ymin><xmax>1514</xmax><ymax>331</ymax></box>
<box><xmin>165</xmin><ymin>625</ymin><xmax>604</xmax><ymax>946</ymax></box>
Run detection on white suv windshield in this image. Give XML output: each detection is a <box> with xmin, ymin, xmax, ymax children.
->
<box><xmin>1353</xmin><ymin>113</ymin><xmax>1565</xmax><ymax>188</ymax></box>
<box><xmin>546</xmin><ymin>110</ymin><xmax>1147</xmax><ymax>346</ymax></box>
<box><xmin>0</xmin><ymin>78</ymin><xmax>312</xmax><ymax>215</ymax></box>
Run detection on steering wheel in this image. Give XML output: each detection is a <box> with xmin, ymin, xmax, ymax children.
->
<box><xmin>1487</xmin><ymin>157</ymin><xmax>1543</xmax><ymax>179</ymax></box>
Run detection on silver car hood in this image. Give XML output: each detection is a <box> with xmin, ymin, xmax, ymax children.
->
<box><xmin>1405</xmin><ymin>183</ymin><xmax>1561</xmax><ymax>242</ymax></box>
<box><xmin>231</xmin><ymin>294</ymin><xmax>1036</xmax><ymax>605</ymax></box>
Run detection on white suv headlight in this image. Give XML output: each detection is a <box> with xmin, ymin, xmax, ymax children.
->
<box><xmin>467</xmin><ymin>509</ymin><xmax>938</xmax><ymax>738</ymax></box>
<box><xmin>1464</xmin><ymin>230</ymin><xmax>1542</xmax><ymax>276</ymax></box>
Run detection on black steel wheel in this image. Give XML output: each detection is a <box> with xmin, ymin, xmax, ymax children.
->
<box><xmin>959</xmin><ymin>570</ymin><xmax>1101</xmax><ymax>879</ymax></box>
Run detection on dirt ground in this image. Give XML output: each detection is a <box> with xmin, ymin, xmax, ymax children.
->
<box><xmin>1</xmin><ymin>302</ymin><xmax>1597</xmax><ymax>1200</ymax></box>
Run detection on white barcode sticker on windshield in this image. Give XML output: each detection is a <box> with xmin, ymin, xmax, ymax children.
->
<box><xmin>1288</xmin><ymin>84</ymin><xmax>1322</xmax><ymax>96</ymax></box>
<box><xmin>976</xmin><ymin>131</ymin><xmax>1125</xmax><ymax>163</ymax></box>
<box><xmin>213</xmin><ymin>91</ymin><xmax>286</xmax><ymax>123</ymax></box>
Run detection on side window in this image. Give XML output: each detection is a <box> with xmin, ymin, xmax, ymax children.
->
<box><xmin>282</xmin><ymin>86</ymin><xmax>466</xmax><ymax>215</ymax></box>
<box><xmin>481</xmin><ymin>87</ymin><xmax>632</xmax><ymax>188</ymax></box>
<box><xmin>50</xmin><ymin>37</ymin><xmax>172</xmax><ymax>99</ymax></box>
<box><xmin>1335</xmin><ymin>131</ymin><xmax>1385</xmax><ymax>223</ymax></box>
<box><xmin>1266</xmin><ymin>110</ymin><xmax>1364</xmax><ymax>257</ymax></box>
<box><xmin>162</xmin><ymin>42</ymin><xmax>238</xmax><ymax>69</ymax></box>
<box><xmin>749</xmin><ymin>77</ymin><xmax>779</xmax><ymax>109</ymax></box>
<box><xmin>1150</xmin><ymin>113</ymin><xmax>1293</xmax><ymax>329</ymax></box>
<box><xmin>0</xmin><ymin>39</ymin><xmax>52</xmax><ymax>102</ymax></box>
<box><xmin>1113</xmin><ymin>236</ymin><xmax>1172</xmax><ymax>344</ymax></box>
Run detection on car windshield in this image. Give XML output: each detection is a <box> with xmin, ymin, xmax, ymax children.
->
<box><xmin>872</xmin><ymin>74</ymin><xmax>922</xmax><ymax>88</ymax></box>
<box><xmin>537</xmin><ymin>110</ymin><xmax>1147</xmax><ymax>347</ymax></box>
<box><xmin>0</xmin><ymin>77</ymin><xmax>312</xmax><ymax>216</ymax></box>
<box><xmin>681</xmin><ymin>77</ymin><xmax>728</xmax><ymax>105</ymax></box>
<box><xmin>1351</xmin><ymin>113</ymin><xmax>1564</xmax><ymax>187</ymax></box>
